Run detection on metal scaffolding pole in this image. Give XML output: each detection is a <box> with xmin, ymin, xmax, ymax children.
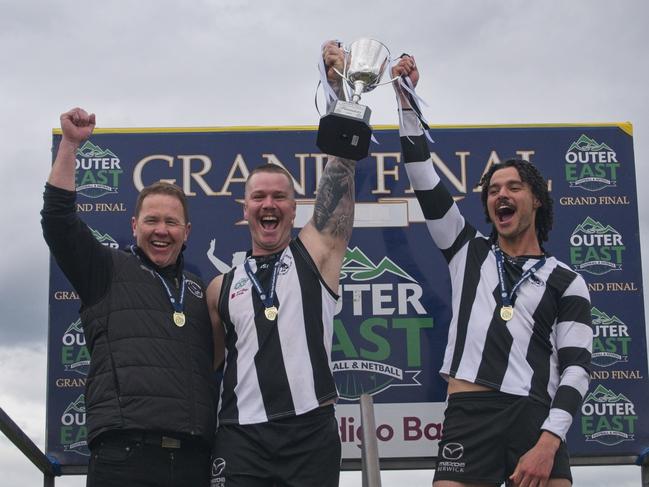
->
<box><xmin>360</xmin><ymin>394</ymin><xmax>382</xmax><ymax>487</ymax></box>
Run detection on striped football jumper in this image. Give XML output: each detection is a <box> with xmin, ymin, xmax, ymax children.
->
<box><xmin>217</xmin><ymin>238</ymin><xmax>338</xmax><ymax>425</ymax></box>
<box><xmin>400</xmin><ymin>110</ymin><xmax>592</xmax><ymax>440</ymax></box>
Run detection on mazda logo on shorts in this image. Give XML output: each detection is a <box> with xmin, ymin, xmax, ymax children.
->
<box><xmin>211</xmin><ymin>457</ymin><xmax>226</xmax><ymax>477</ymax></box>
<box><xmin>442</xmin><ymin>443</ymin><xmax>464</xmax><ymax>460</ymax></box>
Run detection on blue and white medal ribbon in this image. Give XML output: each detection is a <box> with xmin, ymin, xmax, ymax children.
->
<box><xmin>244</xmin><ymin>257</ymin><xmax>281</xmax><ymax>321</ymax></box>
<box><xmin>493</xmin><ymin>244</ymin><xmax>546</xmax><ymax>322</ymax></box>
<box><xmin>130</xmin><ymin>246</ymin><xmax>187</xmax><ymax>327</ymax></box>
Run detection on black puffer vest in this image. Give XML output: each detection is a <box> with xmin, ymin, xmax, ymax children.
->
<box><xmin>80</xmin><ymin>249</ymin><xmax>216</xmax><ymax>445</ymax></box>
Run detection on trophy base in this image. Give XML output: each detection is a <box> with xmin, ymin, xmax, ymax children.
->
<box><xmin>316</xmin><ymin>100</ymin><xmax>372</xmax><ymax>161</ymax></box>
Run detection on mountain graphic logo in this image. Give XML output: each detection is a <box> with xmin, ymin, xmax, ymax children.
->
<box><xmin>591</xmin><ymin>307</ymin><xmax>630</xmax><ymax>369</ymax></box>
<box><xmin>341</xmin><ymin>247</ymin><xmax>417</xmax><ymax>282</ymax></box>
<box><xmin>61</xmin><ymin>394</ymin><xmax>89</xmax><ymax>456</ymax></box>
<box><xmin>89</xmin><ymin>227</ymin><xmax>119</xmax><ymax>249</ymax></box>
<box><xmin>581</xmin><ymin>384</ymin><xmax>636</xmax><ymax>446</ymax></box>
<box><xmin>334</xmin><ymin>246</ymin><xmax>427</xmax><ymax>401</ymax></box>
<box><xmin>77</xmin><ymin>141</ymin><xmax>118</xmax><ymax>159</ymax></box>
<box><xmin>569</xmin><ymin>217</ymin><xmax>624</xmax><ymax>275</ymax></box>
<box><xmin>62</xmin><ymin>319</ymin><xmax>90</xmax><ymax>376</ymax></box>
<box><xmin>566</xmin><ymin>135</ymin><xmax>614</xmax><ymax>153</ymax></box>
<box><xmin>565</xmin><ymin>134</ymin><xmax>618</xmax><ymax>191</ymax></box>
<box><xmin>572</xmin><ymin>217</ymin><xmax>619</xmax><ymax>236</ymax></box>
<box><xmin>584</xmin><ymin>384</ymin><xmax>632</xmax><ymax>404</ymax></box>
<box><xmin>64</xmin><ymin>319</ymin><xmax>84</xmax><ymax>335</ymax></box>
<box><xmin>63</xmin><ymin>394</ymin><xmax>86</xmax><ymax>415</ymax></box>
<box><xmin>75</xmin><ymin>141</ymin><xmax>122</xmax><ymax>198</ymax></box>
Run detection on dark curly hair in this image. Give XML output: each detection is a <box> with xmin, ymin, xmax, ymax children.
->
<box><xmin>479</xmin><ymin>159</ymin><xmax>553</xmax><ymax>243</ymax></box>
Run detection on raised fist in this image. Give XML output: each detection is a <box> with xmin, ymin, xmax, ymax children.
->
<box><xmin>60</xmin><ymin>107</ymin><xmax>96</xmax><ymax>145</ymax></box>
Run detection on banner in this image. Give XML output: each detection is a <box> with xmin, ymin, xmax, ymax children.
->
<box><xmin>46</xmin><ymin>123</ymin><xmax>648</xmax><ymax>467</ymax></box>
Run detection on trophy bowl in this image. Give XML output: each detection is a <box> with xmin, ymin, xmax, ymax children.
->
<box><xmin>346</xmin><ymin>39</ymin><xmax>391</xmax><ymax>98</ymax></box>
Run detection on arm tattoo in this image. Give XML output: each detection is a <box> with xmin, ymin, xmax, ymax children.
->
<box><xmin>313</xmin><ymin>156</ymin><xmax>356</xmax><ymax>241</ymax></box>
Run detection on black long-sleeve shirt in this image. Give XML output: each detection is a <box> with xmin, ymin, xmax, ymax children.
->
<box><xmin>41</xmin><ymin>183</ymin><xmax>182</xmax><ymax>307</ymax></box>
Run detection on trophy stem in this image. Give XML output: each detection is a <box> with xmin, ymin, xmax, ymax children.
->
<box><xmin>352</xmin><ymin>80</ymin><xmax>365</xmax><ymax>103</ymax></box>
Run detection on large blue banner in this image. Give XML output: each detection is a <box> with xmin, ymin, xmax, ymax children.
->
<box><xmin>46</xmin><ymin>123</ymin><xmax>648</xmax><ymax>466</ymax></box>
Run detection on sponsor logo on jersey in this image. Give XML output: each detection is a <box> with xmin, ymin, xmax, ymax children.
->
<box><xmin>437</xmin><ymin>442</ymin><xmax>466</xmax><ymax>473</ymax></box>
<box><xmin>186</xmin><ymin>279</ymin><xmax>204</xmax><ymax>299</ymax></box>
<box><xmin>210</xmin><ymin>457</ymin><xmax>226</xmax><ymax>486</ymax></box>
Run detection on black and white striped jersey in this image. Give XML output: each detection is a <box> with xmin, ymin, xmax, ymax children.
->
<box><xmin>400</xmin><ymin>111</ymin><xmax>592</xmax><ymax>440</ymax></box>
<box><xmin>217</xmin><ymin>238</ymin><xmax>339</xmax><ymax>425</ymax></box>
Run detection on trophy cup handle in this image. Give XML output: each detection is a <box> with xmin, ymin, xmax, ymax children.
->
<box><xmin>374</xmin><ymin>73</ymin><xmax>401</xmax><ymax>87</ymax></box>
<box><xmin>332</xmin><ymin>66</ymin><xmax>347</xmax><ymax>82</ymax></box>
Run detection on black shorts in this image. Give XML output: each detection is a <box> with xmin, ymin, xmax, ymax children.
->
<box><xmin>210</xmin><ymin>405</ymin><xmax>341</xmax><ymax>487</ymax></box>
<box><xmin>434</xmin><ymin>391</ymin><xmax>572</xmax><ymax>485</ymax></box>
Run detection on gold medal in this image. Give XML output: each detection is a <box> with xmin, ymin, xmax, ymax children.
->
<box><xmin>173</xmin><ymin>311</ymin><xmax>186</xmax><ymax>327</ymax></box>
<box><xmin>500</xmin><ymin>306</ymin><xmax>514</xmax><ymax>322</ymax></box>
<box><xmin>264</xmin><ymin>306</ymin><xmax>278</xmax><ymax>321</ymax></box>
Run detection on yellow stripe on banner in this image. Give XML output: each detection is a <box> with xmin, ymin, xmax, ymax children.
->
<box><xmin>53</xmin><ymin>125</ymin><xmax>321</xmax><ymax>134</ymax></box>
<box><xmin>52</xmin><ymin>122</ymin><xmax>633</xmax><ymax>136</ymax></box>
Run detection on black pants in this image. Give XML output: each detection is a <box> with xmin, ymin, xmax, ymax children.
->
<box><xmin>211</xmin><ymin>405</ymin><xmax>341</xmax><ymax>487</ymax></box>
<box><xmin>87</xmin><ymin>430</ymin><xmax>211</xmax><ymax>487</ymax></box>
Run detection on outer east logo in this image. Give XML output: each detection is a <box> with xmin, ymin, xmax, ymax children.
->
<box><xmin>591</xmin><ymin>307</ymin><xmax>630</xmax><ymax>368</ymax></box>
<box><xmin>88</xmin><ymin>226</ymin><xmax>120</xmax><ymax>249</ymax></box>
<box><xmin>569</xmin><ymin>217</ymin><xmax>624</xmax><ymax>275</ymax></box>
<box><xmin>581</xmin><ymin>384</ymin><xmax>637</xmax><ymax>446</ymax></box>
<box><xmin>564</xmin><ymin>134</ymin><xmax>619</xmax><ymax>192</ymax></box>
<box><xmin>332</xmin><ymin>247</ymin><xmax>432</xmax><ymax>401</ymax></box>
<box><xmin>60</xmin><ymin>394</ymin><xmax>89</xmax><ymax>456</ymax></box>
<box><xmin>75</xmin><ymin>141</ymin><xmax>123</xmax><ymax>198</ymax></box>
<box><xmin>61</xmin><ymin>319</ymin><xmax>90</xmax><ymax>376</ymax></box>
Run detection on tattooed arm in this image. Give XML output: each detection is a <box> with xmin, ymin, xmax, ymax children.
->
<box><xmin>299</xmin><ymin>41</ymin><xmax>357</xmax><ymax>291</ymax></box>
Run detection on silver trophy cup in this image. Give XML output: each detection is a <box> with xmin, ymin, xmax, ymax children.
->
<box><xmin>317</xmin><ymin>38</ymin><xmax>392</xmax><ymax>161</ymax></box>
<box><xmin>345</xmin><ymin>39</ymin><xmax>391</xmax><ymax>102</ymax></box>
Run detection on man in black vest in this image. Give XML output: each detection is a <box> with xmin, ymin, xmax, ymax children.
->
<box><xmin>42</xmin><ymin>108</ymin><xmax>217</xmax><ymax>487</ymax></box>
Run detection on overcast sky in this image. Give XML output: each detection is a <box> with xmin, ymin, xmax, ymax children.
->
<box><xmin>1</xmin><ymin>1</ymin><xmax>648</xmax><ymax>485</ymax></box>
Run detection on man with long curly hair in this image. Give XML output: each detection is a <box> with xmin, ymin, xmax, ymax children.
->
<box><xmin>392</xmin><ymin>56</ymin><xmax>593</xmax><ymax>487</ymax></box>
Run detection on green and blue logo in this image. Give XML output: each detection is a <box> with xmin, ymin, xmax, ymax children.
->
<box><xmin>591</xmin><ymin>307</ymin><xmax>630</xmax><ymax>368</ymax></box>
<box><xmin>75</xmin><ymin>141</ymin><xmax>122</xmax><ymax>198</ymax></box>
<box><xmin>569</xmin><ymin>217</ymin><xmax>624</xmax><ymax>275</ymax></box>
<box><xmin>60</xmin><ymin>394</ymin><xmax>88</xmax><ymax>456</ymax></box>
<box><xmin>61</xmin><ymin>319</ymin><xmax>90</xmax><ymax>376</ymax></box>
<box><xmin>332</xmin><ymin>247</ymin><xmax>432</xmax><ymax>401</ymax></box>
<box><xmin>581</xmin><ymin>385</ymin><xmax>636</xmax><ymax>446</ymax></box>
<box><xmin>565</xmin><ymin>135</ymin><xmax>619</xmax><ymax>192</ymax></box>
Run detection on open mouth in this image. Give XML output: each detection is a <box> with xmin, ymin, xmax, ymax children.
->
<box><xmin>151</xmin><ymin>240</ymin><xmax>171</xmax><ymax>248</ymax></box>
<box><xmin>495</xmin><ymin>203</ymin><xmax>515</xmax><ymax>223</ymax></box>
<box><xmin>260</xmin><ymin>215</ymin><xmax>279</xmax><ymax>230</ymax></box>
